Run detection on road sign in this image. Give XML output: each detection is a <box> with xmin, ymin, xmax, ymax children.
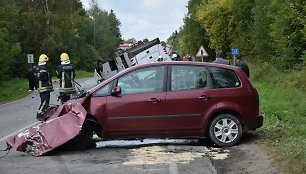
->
<box><xmin>232</xmin><ymin>48</ymin><xmax>239</xmax><ymax>55</ymax></box>
<box><xmin>196</xmin><ymin>45</ymin><xmax>209</xmax><ymax>57</ymax></box>
<box><xmin>27</xmin><ymin>54</ymin><xmax>34</xmax><ymax>64</ymax></box>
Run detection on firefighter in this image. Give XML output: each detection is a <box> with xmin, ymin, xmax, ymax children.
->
<box><xmin>36</xmin><ymin>54</ymin><xmax>53</xmax><ymax>121</ymax></box>
<box><xmin>56</xmin><ymin>53</ymin><xmax>76</xmax><ymax>104</ymax></box>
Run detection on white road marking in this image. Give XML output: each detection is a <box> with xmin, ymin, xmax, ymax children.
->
<box><xmin>169</xmin><ymin>162</ymin><xmax>179</xmax><ymax>174</ymax></box>
<box><xmin>168</xmin><ymin>145</ymin><xmax>179</xmax><ymax>174</ymax></box>
<box><xmin>0</xmin><ymin>122</ymin><xmax>39</xmax><ymax>143</ymax></box>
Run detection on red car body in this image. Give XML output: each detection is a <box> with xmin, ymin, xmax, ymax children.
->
<box><xmin>82</xmin><ymin>61</ymin><xmax>263</xmax><ymax>143</ymax></box>
<box><xmin>7</xmin><ymin>61</ymin><xmax>263</xmax><ymax>156</ymax></box>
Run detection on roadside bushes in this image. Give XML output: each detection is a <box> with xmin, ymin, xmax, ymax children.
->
<box><xmin>251</xmin><ymin>61</ymin><xmax>306</xmax><ymax>91</ymax></box>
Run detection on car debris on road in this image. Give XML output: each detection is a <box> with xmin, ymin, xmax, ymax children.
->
<box><xmin>6</xmin><ymin>103</ymin><xmax>87</xmax><ymax>156</ymax></box>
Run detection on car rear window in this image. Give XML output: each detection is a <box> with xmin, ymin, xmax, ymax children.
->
<box><xmin>171</xmin><ymin>65</ymin><xmax>207</xmax><ymax>91</ymax></box>
<box><xmin>209</xmin><ymin>67</ymin><xmax>240</xmax><ymax>88</ymax></box>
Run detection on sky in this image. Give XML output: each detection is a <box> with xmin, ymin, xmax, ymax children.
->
<box><xmin>81</xmin><ymin>0</ymin><xmax>189</xmax><ymax>42</ymax></box>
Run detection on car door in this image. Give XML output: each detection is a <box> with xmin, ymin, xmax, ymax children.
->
<box><xmin>165</xmin><ymin>65</ymin><xmax>217</xmax><ymax>133</ymax></box>
<box><xmin>106</xmin><ymin>65</ymin><xmax>167</xmax><ymax>134</ymax></box>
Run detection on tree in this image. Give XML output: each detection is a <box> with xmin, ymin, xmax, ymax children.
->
<box><xmin>196</xmin><ymin>0</ymin><xmax>234</xmax><ymax>51</ymax></box>
<box><xmin>124</xmin><ymin>38</ymin><xmax>137</xmax><ymax>44</ymax></box>
<box><xmin>178</xmin><ymin>0</ymin><xmax>214</xmax><ymax>61</ymax></box>
<box><xmin>247</xmin><ymin>0</ymin><xmax>273</xmax><ymax>62</ymax></box>
<box><xmin>0</xmin><ymin>1</ymin><xmax>22</xmax><ymax>80</ymax></box>
<box><xmin>88</xmin><ymin>1</ymin><xmax>122</xmax><ymax>61</ymax></box>
<box><xmin>269</xmin><ymin>0</ymin><xmax>306</xmax><ymax>69</ymax></box>
<box><xmin>230</xmin><ymin>0</ymin><xmax>255</xmax><ymax>60</ymax></box>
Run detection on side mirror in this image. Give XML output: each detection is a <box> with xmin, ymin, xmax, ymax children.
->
<box><xmin>111</xmin><ymin>86</ymin><xmax>122</xmax><ymax>96</ymax></box>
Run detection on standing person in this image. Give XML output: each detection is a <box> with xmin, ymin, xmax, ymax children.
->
<box><xmin>213</xmin><ymin>50</ymin><xmax>230</xmax><ymax>65</ymax></box>
<box><xmin>32</xmin><ymin>65</ymin><xmax>38</xmax><ymax>90</ymax></box>
<box><xmin>56</xmin><ymin>53</ymin><xmax>76</xmax><ymax>104</ymax></box>
<box><xmin>27</xmin><ymin>67</ymin><xmax>36</xmax><ymax>91</ymax></box>
<box><xmin>36</xmin><ymin>54</ymin><xmax>53</xmax><ymax>121</ymax></box>
<box><xmin>157</xmin><ymin>55</ymin><xmax>164</xmax><ymax>62</ymax></box>
<box><xmin>172</xmin><ymin>53</ymin><xmax>181</xmax><ymax>61</ymax></box>
<box><xmin>235</xmin><ymin>55</ymin><xmax>250</xmax><ymax>77</ymax></box>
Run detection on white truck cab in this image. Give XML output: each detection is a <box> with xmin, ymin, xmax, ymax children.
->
<box><xmin>95</xmin><ymin>38</ymin><xmax>173</xmax><ymax>84</ymax></box>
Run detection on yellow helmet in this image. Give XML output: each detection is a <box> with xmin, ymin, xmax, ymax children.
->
<box><xmin>60</xmin><ymin>53</ymin><xmax>69</xmax><ymax>62</ymax></box>
<box><xmin>39</xmin><ymin>54</ymin><xmax>49</xmax><ymax>62</ymax></box>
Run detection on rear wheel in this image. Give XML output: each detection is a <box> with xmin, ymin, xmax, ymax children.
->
<box><xmin>63</xmin><ymin>121</ymin><xmax>93</xmax><ymax>150</ymax></box>
<box><xmin>208</xmin><ymin>114</ymin><xmax>242</xmax><ymax>147</ymax></box>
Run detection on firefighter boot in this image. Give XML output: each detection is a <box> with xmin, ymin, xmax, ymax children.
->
<box><xmin>36</xmin><ymin>113</ymin><xmax>45</xmax><ymax>121</ymax></box>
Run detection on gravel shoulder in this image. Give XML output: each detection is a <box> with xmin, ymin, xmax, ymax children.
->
<box><xmin>212</xmin><ymin>132</ymin><xmax>279</xmax><ymax>174</ymax></box>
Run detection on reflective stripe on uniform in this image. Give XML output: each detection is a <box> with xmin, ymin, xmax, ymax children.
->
<box><xmin>71</xmin><ymin>71</ymin><xmax>74</xmax><ymax>87</ymax></box>
<box><xmin>62</xmin><ymin>72</ymin><xmax>65</xmax><ymax>88</ymax></box>
<box><xmin>38</xmin><ymin>86</ymin><xmax>52</xmax><ymax>92</ymax></box>
<box><xmin>37</xmin><ymin>101</ymin><xmax>46</xmax><ymax>113</ymax></box>
<box><xmin>39</xmin><ymin>80</ymin><xmax>42</xmax><ymax>89</ymax></box>
<box><xmin>59</xmin><ymin>88</ymin><xmax>76</xmax><ymax>93</ymax></box>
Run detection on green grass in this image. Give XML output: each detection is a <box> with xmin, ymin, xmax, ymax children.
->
<box><xmin>0</xmin><ymin>78</ymin><xmax>30</xmax><ymax>103</ymax></box>
<box><xmin>0</xmin><ymin>70</ymin><xmax>94</xmax><ymax>103</ymax></box>
<box><xmin>250</xmin><ymin>62</ymin><xmax>306</xmax><ymax>174</ymax></box>
<box><xmin>255</xmin><ymin>82</ymin><xmax>306</xmax><ymax>174</ymax></box>
<box><xmin>75</xmin><ymin>70</ymin><xmax>94</xmax><ymax>79</ymax></box>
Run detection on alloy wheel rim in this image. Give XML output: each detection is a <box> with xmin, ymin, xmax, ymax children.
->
<box><xmin>213</xmin><ymin>118</ymin><xmax>239</xmax><ymax>143</ymax></box>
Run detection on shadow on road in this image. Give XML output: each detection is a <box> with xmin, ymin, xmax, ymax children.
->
<box><xmin>43</xmin><ymin>131</ymin><xmax>262</xmax><ymax>156</ymax></box>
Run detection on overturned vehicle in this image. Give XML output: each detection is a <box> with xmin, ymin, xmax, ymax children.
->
<box><xmin>94</xmin><ymin>38</ymin><xmax>173</xmax><ymax>84</ymax></box>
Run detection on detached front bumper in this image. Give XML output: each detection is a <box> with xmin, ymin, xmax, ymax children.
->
<box><xmin>6</xmin><ymin>103</ymin><xmax>87</xmax><ymax>156</ymax></box>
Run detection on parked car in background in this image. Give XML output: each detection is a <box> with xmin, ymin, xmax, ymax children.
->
<box><xmin>60</xmin><ymin>61</ymin><xmax>263</xmax><ymax>149</ymax></box>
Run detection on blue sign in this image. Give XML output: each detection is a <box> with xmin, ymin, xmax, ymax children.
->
<box><xmin>232</xmin><ymin>48</ymin><xmax>239</xmax><ymax>55</ymax></box>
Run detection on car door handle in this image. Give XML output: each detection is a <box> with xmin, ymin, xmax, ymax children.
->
<box><xmin>148</xmin><ymin>98</ymin><xmax>161</xmax><ymax>103</ymax></box>
<box><xmin>198</xmin><ymin>95</ymin><xmax>211</xmax><ymax>101</ymax></box>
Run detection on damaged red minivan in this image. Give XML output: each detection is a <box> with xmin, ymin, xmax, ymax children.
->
<box><xmin>8</xmin><ymin>61</ymin><xmax>263</xmax><ymax>155</ymax></box>
<box><xmin>65</xmin><ymin>61</ymin><xmax>263</xmax><ymax>148</ymax></box>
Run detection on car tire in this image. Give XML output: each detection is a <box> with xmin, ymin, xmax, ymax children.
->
<box><xmin>63</xmin><ymin>121</ymin><xmax>94</xmax><ymax>151</ymax></box>
<box><xmin>208</xmin><ymin>114</ymin><xmax>242</xmax><ymax>147</ymax></box>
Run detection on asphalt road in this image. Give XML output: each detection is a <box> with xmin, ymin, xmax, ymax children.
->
<box><xmin>0</xmin><ymin>78</ymin><xmax>277</xmax><ymax>174</ymax></box>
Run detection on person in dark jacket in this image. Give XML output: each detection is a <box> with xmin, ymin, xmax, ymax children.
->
<box><xmin>56</xmin><ymin>53</ymin><xmax>76</xmax><ymax>104</ymax></box>
<box><xmin>27</xmin><ymin>66</ymin><xmax>36</xmax><ymax>91</ymax></box>
<box><xmin>36</xmin><ymin>54</ymin><xmax>53</xmax><ymax>121</ymax></box>
<box><xmin>32</xmin><ymin>66</ymin><xmax>38</xmax><ymax>90</ymax></box>
<box><xmin>235</xmin><ymin>55</ymin><xmax>250</xmax><ymax>77</ymax></box>
<box><xmin>213</xmin><ymin>50</ymin><xmax>230</xmax><ymax>65</ymax></box>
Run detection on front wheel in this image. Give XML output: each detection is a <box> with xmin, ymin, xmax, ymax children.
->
<box><xmin>208</xmin><ymin>114</ymin><xmax>242</xmax><ymax>147</ymax></box>
<box><xmin>63</xmin><ymin>121</ymin><xmax>93</xmax><ymax>150</ymax></box>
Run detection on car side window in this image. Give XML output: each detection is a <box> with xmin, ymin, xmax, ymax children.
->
<box><xmin>117</xmin><ymin>66</ymin><xmax>165</xmax><ymax>94</ymax></box>
<box><xmin>92</xmin><ymin>82</ymin><xmax>112</xmax><ymax>97</ymax></box>
<box><xmin>171</xmin><ymin>65</ymin><xmax>207</xmax><ymax>91</ymax></box>
<box><xmin>209</xmin><ymin>67</ymin><xmax>240</xmax><ymax>88</ymax></box>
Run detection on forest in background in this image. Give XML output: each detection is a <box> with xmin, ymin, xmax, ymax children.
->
<box><xmin>0</xmin><ymin>0</ymin><xmax>121</xmax><ymax>80</ymax></box>
<box><xmin>168</xmin><ymin>0</ymin><xmax>306</xmax><ymax>72</ymax></box>
<box><xmin>1</xmin><ymin>0</ymin><xmax>305</xmax><ymax>81</ymax></box>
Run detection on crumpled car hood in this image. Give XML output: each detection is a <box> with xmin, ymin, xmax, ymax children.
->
<box><xmin>6</xmin><ymin>102</ymin><xmax>87</xmax><ymax>156</ymax></box>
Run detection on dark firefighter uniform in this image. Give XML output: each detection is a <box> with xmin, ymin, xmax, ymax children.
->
<box><xmin>56</xmin><ymin>53</ymin><xmax>76</xmax><ymax>104</ymax></box>
<box><xmin>36</xmin><ymin>54</ymin><xmax>53</xmax><ymax>121</ymax></box>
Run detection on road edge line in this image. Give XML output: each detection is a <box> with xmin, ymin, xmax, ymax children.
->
<box><xmin>0</xmin><ymin>121</ymin><xmax>39</xmax><ymax>143</ymax></box>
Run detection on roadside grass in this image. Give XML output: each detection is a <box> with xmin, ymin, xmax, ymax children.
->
<box><xmin>254</xmin><ymin>82</ymin><xmax>306</xmax><ymax>174</ymax></box>
<box><xmin>250</xmin><ymin>62</ymin><xmax>306</xmax><ymax>174</ymax></box>
<box><xmin>0</xmin><ymin>78</ymin><xmax>30</xmax><ymax>103</ymax></box>
<box><xmin>75</xmin><ymin>70</ymin><xmax>94</xmax><ymax>79</ymax></box>
<box><xmin>0</xmin><ymin>70</ymin><xmax>93</xmax><ymax>104</ymax></box>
